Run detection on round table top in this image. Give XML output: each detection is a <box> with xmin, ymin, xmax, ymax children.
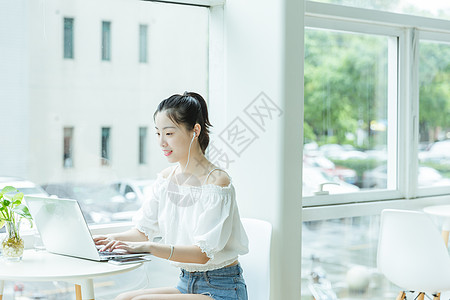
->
<box><xmin>423</xmin><ymin>204</ymin><xmax>450</xmax><ymax>218</ymax></box>
<box><xmin>0</xmin><ymin>250</ymin><xmax>143</xmax><ymax>281</ymax></box>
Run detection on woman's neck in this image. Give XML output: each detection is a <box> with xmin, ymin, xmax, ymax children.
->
<box><xmin>178</xmin><ymin>152</ymin><xmax>213</xmax><ymax>177</ymax></box>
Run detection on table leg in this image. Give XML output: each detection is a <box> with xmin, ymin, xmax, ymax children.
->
<box><xmin>75</xmin><ymin>279</ymin><xmax>95</xmax><ymax>300</ymax></box>
<box><xmin>396</xmin><ymin>291</ymin><xmax>406</xmax><ymax>300</ymax></box>
<box><xmin>0</xmin><ymin>280</ymin><xmax>4</xmax><ymax>300</ymax></box>
<box><xmin>75</xmin><ymin>284</ymin><xmax>82</xmax><ymax>300</ymax></box>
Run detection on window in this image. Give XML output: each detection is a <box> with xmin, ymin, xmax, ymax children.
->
<box><xmin>63</xmin><ymin>127</ymin><xmax>74</xmax><ymax>168</ymax></box>
<box><xmin>63</xmin><ymin>18</ymin><xmax>74</xmax><ymax>59</ymax></box>
<box><xmin>418</xmin><ymin>39</ymin><xmax>450</xmax><ymax>193</ymax></box>
<box><xmin>101</xmin><ymin>21</ymin><xmax>111</xmax><ymax>61</ymax></box>
<box><xmin>139</xmin><ymin>24</ymin><xmax>148</xmax><ymax>63</ymax></box>
<box><xmin>302</xmin><ymin>3</ymin><xmax>450</xmax><ymax>299</ymax></box>
<box><xmin>139</xmin><ymin>127</ymin><xmax>147</xmax><ymax>164</ymax></box>
<box><xmin>101</xmin><ymin>127</ymin><xmax>111</xmax><ymax>166</ymax></box>
<box><xmin>303</xmin><ymin>24</ymin><xmax>398</xmax><ymax>204</ymax></box>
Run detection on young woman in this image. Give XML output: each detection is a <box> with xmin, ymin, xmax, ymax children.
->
<box><xmin>94</xmin><ymin>92</ymin><xmax>249</xmax><ymax>300</ymax></box>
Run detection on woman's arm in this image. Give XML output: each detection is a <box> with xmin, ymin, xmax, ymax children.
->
<box><xmin>148</xmin><ymin>244</ymin><xmax>210</xmax><ymax>264</ymax></box>
<box><xmin>93</xmin><ymin>228</ymin><xmax>149</xmax><ymax>248</ymax></box>
<box><xmin>102</xmin><ymin>240</ymin><xmax>210</xmax><ymax>264</ymax></box>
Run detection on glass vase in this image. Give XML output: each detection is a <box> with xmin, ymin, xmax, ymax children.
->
<box><xmin>2</xmin><ymin>220</ymin><xmax>24</xmax><ymax>261</ymax></box>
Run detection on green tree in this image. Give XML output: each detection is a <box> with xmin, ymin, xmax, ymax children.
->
<box><xmin>419</xmin><ymin>42</ymin><xmax>450</xmax><ymax>142</ymax></box>
<box><xmin>304</xmin><ymin>29</ymin><xmax>388</xmax><ymax>148</ymax></box>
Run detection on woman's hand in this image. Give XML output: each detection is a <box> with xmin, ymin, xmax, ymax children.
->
<box><xmin>93</xmin><ymin>235</ymin><xmax>112</xmax><ymax>246</ymax></box>
<box><xmin>107</xmin><ymin>241</ymin><xmax>152</xmax><ymax>253</ymax></box>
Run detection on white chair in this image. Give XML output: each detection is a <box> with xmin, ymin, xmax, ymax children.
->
<box><xmin>240</xmin><ymin>218</ymin><xmax>272</xmax><ymax>300</ymax></box>
<box><xmin>377</xmin><ymin>209</ymin><xmax>450</xmax><ymax>300</ymax></box>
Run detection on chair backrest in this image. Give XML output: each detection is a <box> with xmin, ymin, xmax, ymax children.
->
<box><xmin>377</xmin><ymin>209</ymin><xmax>450</xmax><ymax>293</ymax></box>
<box><xmin>240</xmin><ymin>218</ymin><xmax>272</xmax><ymax>300</ymax></box>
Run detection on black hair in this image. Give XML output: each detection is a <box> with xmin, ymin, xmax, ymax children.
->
<box><xmin>154</xmin><ymin>92</ymin><xmax>212</xmax><ymax>154</ymax></box>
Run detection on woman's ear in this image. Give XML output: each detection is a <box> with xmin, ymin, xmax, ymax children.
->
<box><xmin>193</xmin><ymin>123</ymin><xmax>201</xmax><ymax>138</ymax></box>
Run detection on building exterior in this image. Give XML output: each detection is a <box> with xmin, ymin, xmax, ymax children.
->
<box><xmin>2</xmin><ymin>0</ymin><xmax>208</xmax><ymax>185</ymax></box>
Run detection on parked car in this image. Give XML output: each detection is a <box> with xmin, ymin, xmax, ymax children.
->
<box><xmin>419</xmin><ymin>140</ymin><xmax>450</xmax><ymax>165</ymax></box>
<box><xmin>110</xmin><ymin>178</ymin><xmax>156</xmax><ymax>204</ymax></box>
<box><xmin>304</xmin><ymin>155</ymin><xmax>358</xmax><ymax>185</ymax></box>
<box><xmin>41</xmin><ymin>182</ymin><xmax>139</xmax><ymax>224</ymax></box>
<box><xmin>362</xmin><ymin>165</ymin><xmax>450</xmax><ymax>189</ymax></box>
<box><xmin>319</xmin><ymin>144</ymin><xmax>368</xmax><ymax>161</ymax></box>
<box><xmin>0</xmin><ymin>176</ymin><xmax>49</xmax><ymax>197</ymax></box>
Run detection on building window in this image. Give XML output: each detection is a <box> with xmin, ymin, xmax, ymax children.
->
<box><xmin>63</xmin><ymin>18</ymin><xmax>74</xmax><ymax>59</ymax></box>
<box><xmin>63</xmin><ymin>127</ymin><xmax>74</xmax><ymax>168</ymax></box>
<box><xmin>101</xmin><ymin>21</ymin><xmax>111</xmax><ymax>61</ymax></box>
<box><xmin>139</xmin><ymin>24</ymin><xmax>148</xmax><ymax>63</ymax></box>
<box><xmin>101</xmin><ymin>127</ymin><xmax>111</xmax><ymax>166</ymax></box>
<box><xmin>139</xmin><ymin>127</ymin><xmax>147</xmax><ymax>164</ymax></box>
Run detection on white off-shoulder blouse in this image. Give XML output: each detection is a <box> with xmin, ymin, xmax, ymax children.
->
<box><xmin>132</xmin><ymin>169</ymin><xmax>249</xmax><ymax>272</ymax></box>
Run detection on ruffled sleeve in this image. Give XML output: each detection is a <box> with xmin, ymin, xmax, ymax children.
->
<box><xmin>132</xmin><ymin>174</ymin><xmax>163</xmax><ymax>241</ymax></box>
<box><xmin>193</xmin><ymin>188</ymin><xmax>235</xmax><ymax>260</ymax></box>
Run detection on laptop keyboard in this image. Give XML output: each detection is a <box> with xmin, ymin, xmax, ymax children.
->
<box><xmin>98</xmin><ymin>251</ymin><xmax>124</xmax><ymax>257</ymax></box>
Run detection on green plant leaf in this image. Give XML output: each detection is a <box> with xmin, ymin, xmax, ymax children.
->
<box><xmin>13</xmin><ymin>192</ymin><xmax>24</xmax><ymax>203</ymax></box>
<box><xmin>13</xmin><ymin>204</ymin><xmax>33</xmax><ymax>220</ymax></box>
<box><xmin>1</xmin><ymin>186</ymin><xmax>18</xmax><ymax>194</ymax></box>
<box><xmin>2</xmin><ymin>199</ymin><xmax>11</xmax><ymax>207</ymax></box>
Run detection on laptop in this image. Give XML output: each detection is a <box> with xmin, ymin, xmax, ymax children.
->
<box><xmin>26</xmin><ymin>196</ymin><xmax>147</xmax><ymax>261</ymax></box>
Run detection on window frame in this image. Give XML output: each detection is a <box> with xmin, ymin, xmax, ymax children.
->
<box><xmin>303</xmin><ymin>1</ymin><xmax>450</xmax><ymax>208</ymax></box>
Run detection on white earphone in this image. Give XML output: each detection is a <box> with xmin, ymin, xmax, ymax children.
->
<box><xmin>183</xmin><ymin>132</ymin><xmax>196</xmax><ymax>172</ymax></box>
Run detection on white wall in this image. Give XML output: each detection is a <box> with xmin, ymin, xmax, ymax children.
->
<box><xmin>0</xmin><ymin>0</ymin><xmax>29</xmax><ymax>178</ymax></box>
<box><xmin>219</xmin><ymin>1</ymin><xmax>304</xmax><ymax>299</ymax></box>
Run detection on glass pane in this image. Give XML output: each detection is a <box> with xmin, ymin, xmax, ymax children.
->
<box><xmin>312</xmin><ymin>0</ymin><xmax>450</xmax><ymax>20</ymax></box>
<box><xmin>302</xmin><ymin>215</ymin><xmax>401</xmax><ymax>299</ymax></box>
<box><xmin>101</xmin><ymin>127</ymin><xmax>111</xmax><ymax>165</ymax></box>
<box><xmin>63</xmin><ymin>127</ymin><xmax>74</xmax><ymax>168</ymax></box>
<box><xmin>102</xmin><ymin>21</ymin><xmax>111</xmax><ymax>61</ymax></box>
<box><xmin>303</xmin><ymin>28</ymin><xmax>396</xmax><ymax>197</ymax></box>
<box><xmin>418</xmin><ymin>40</ymin><xmax>450</xmax><ymax>188</ymax></box>
<box><xmin>63</xmin><ymin>18</ymin><xmax>74</xmax><ymax>59</ymax></box>
<box><xmin>139</xmin><ymin>24</ymin><xmax>148</xmax><ymax>63</ymax></box>
<box><xmin>2</xmin><ymin>1</ymin><xmax>209</xmax><ymax>225</ymax></box>
<box><xmin>139</xmin><ymin>127</ymin><xmax>147</xmax><ymax>164</ymax></box>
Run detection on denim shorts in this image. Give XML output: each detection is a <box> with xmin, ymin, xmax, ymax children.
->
<box><xmin>175</xmin><ymin>263</ymin><xmax>248</xmax><ymax>300</ymax></box>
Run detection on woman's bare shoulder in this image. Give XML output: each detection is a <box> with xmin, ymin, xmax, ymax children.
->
<box><xmin>206</xmin><ymin>169</ymin><xmax>231</xmax><ymax>187</ymax></box>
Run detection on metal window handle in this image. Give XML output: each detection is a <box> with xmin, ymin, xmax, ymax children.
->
<box><xmin>314</xmin><ymin>182</ymin><xmax>340</xmax><ymax>196</ymax></box>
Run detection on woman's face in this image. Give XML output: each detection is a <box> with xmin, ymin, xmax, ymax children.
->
<box><xmin>154</xmin><ymin>111</ymin><xmax>193</xmax><ymax>163</ymax></box>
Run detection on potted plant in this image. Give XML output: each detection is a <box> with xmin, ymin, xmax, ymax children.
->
<box><xmin>0</xmin><ymin>186</ymin><xmax>33</xmax><ymax>261</ymax></box>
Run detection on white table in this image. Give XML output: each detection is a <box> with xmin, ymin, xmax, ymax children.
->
<box><xmin>0</xmin><ymin>250</ymin><xmax>143</xmax><ymax>300</ymax></box>
<box><xmin>423</xmin><ymin>204</ymin><xmax>450</xmax><ymax>246</ymax></box>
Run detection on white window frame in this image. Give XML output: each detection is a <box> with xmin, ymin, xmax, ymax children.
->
<box><xmin>303</xmin><ymin>1</ymin><xmax>450</xmax><ymax>209</ymax></box>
